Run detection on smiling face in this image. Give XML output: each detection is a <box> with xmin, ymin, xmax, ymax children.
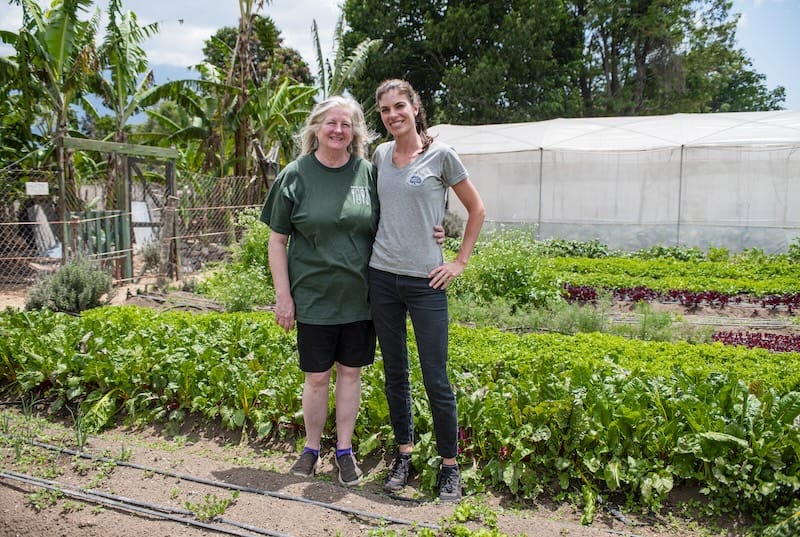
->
<box><xmin>378</xmin><ymin>89</ymin><xmax>419</xmax><ymax>139</ymax></box>
<box><xmin>315</xmin><ymin>106</ymin><xmax>354</xmax><ymax>154</ymax></box>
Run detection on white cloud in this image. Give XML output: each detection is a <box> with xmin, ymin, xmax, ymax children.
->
<box><xmin>0</xmin><ymin>0</ymin><xmax>340</xmax><ymax>69</ymax></box>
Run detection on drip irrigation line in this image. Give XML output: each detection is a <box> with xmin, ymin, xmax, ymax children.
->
<box><xmin>3</xmin><ymin>435</ymin><xmax>651</xmax><ymax>537</ymax></box>
<box><xmin>0</xmin><ymin>469</ymin><xmax>289</xmax><ymax>537</ymax></box>
<box><xmin>25</xmin><ymin>438</ymin><xmax>442</xmax><ymax>531</ymax></box>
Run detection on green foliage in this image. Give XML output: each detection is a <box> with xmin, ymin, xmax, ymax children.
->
<box><xmin>202</xmin><ymin>15</ymin><xmax>312</xmax><ymax>85</ymax></box>
<box><xmin>197</xmin><ymin>209</ymin><xmax>275</xmax><ymax>311</ymax></box>
<box><xmin>25</xmin><ymin>488</ymin><xmax>63</xmax><ymax>512</ymax></box>
<box><xmin>442</xmin><ymin>210</ymin><xmax>465</xmax><ymax>238</ymax></box>
<box><xmin>342</xmin><ymin>0</ymin><xmax>783</xmax><ymax>126</ymax></box>
<box><xmin>543</xmin><ymin>255</ymin><xmax>800</xmax><ymax>296</ymax></box>
<box><xmin>788</xmin><ymin>237</ymin><xmax>800</xmax><ymax>264</ymax></box>
<box><xmin>534</xmin><ymin>238</ymin><xmax>613</xmax><ymax>259</ymax></box>
<box><xmin>4</xmin><ymin>306</ymin><xmax>800</xmax><ymax>530</ymax></box>
<box><xmin>0</xmin><ymin>307</ymin><xmax>300</xmax><ymax>437</ymax></box>
<box><xmin>184</xmin><ymin>491</ymin><xmax>239</xmax><ymax>522</ymax></box>
<box><xmin>706</xmin><ymin>246</ymin><xmax>730</xmax><ymax>262</ymax></box>
<box><xmin>631</xmin><ymin>245</ymin><xmax>705</xmax><ymax>262</ymax></box>
<box><xmin>451</xmin><ymin>228</ymin><xmax>563</xmax><ymax>310</ymax></box>
<box><xmin>25</xmin><ymin>256</ymin><xmax>114</xmax><ymax>313</ymax></box>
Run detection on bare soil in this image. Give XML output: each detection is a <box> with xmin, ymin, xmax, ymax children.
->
<box><xmin>2</xmin><ymin>282</ymin><xmax>793</xmax><ymax>537</ymax></box>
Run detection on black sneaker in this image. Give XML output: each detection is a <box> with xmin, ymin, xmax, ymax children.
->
<box><xmin>335</xmin><ymin>452</ymin><xmax>363</xmax><ymax>486</ymax></box>
<box><xmin>290</xmin><ymin>451</ymin><xmax>319</xmax><ymax>477</ymax></box>
<box><xmin>437</xmin><ymin>465</ymin><xmax>462</xmax><ymax>502</ymax></box>
<box><xmin>384</xmin><ymin>453</ymin><xmax>413</xmax><ymax>492</ymax></box>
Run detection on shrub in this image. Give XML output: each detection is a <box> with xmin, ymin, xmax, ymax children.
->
<box><xmin>451</xmin><ymin>228</ymin><xmax>563</xmax><ymax>310</ymax></box>
<box><xmin>442</xmin><ymin>210</ymin><xmax>465</xmax><ymax>238</ymax></box>
<box><xmin>196</xmin><ymin>209</ymin><xmax>274</xmax><ymax>312</ymax></box>
<box><xmin>788</xmin><ymin>236</ymin><xmax>800</xmax><ymax>263</ymax></box>
<box><xmin>25</xmin><ymin>256</ymin><xmax>113</xmax><ymax>313</ymax></box>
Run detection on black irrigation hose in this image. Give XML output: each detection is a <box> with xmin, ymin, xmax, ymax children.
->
<box><xmin>25</xmin><ymin>438</ymin><xmax>442</xmax><ymax>531</ymax></box>
<box><xmin>3</xmin><ymin>435</ymin><xmax>649</xmax><ymax>537</ymax></box>
<box><xmin>0</xmin><ymin>469</ymin><xmax>289</xmax><ymax>537</ymax></box>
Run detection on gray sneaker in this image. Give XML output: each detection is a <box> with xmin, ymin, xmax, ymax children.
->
<box><xmin>335</xmin><ymin>452</ymin><xmax>363</xmax><ymax>486</ymax></box>
<box><xmin>437</xmin><ymin>465</ymin><xmax>462</xmax><ymax>502</ymax></box>
<box><xmin>383</xmin><ymin>453</ymin><xmax>413</xmax><ymax>492</ymax></box>
<box><xmin>290</xmin><ymin>451</ymin><xmax>319</xmax><ymax>477</ymax></box>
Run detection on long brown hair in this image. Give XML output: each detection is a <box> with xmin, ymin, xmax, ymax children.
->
<box><xmin>375</xmin><ymin>79</ymin><xmax>434</xmax><ymax>152</ymax></box>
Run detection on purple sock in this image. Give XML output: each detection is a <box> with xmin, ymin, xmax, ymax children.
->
<box><xmin>303</xmin><ymin>446</ymin><xmax>320</xmax><ymax>457</ymax></box>
<box><xmin>336</xmin><ymin>446</ymin><xmax>352</xmax><ymax>458</ymax></box>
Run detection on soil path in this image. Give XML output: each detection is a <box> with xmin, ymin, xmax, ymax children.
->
<box><xmin>0</xmin><ymin>407</ymin><xmax>709</xmax><ymax>537</ymax></box>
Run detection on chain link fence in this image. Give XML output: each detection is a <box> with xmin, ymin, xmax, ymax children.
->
<box><xmin>0</xmin><ymin>165</ymin><xmax>269</xmax><ymax>299</ymax></box>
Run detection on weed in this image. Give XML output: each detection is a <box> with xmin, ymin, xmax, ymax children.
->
<box><xmin>61</xmin><ymin>501</ymin><xmax>85</xmax><ymax>514</ymax></box>
<box><xmin>67</xmin><ymin>406</ymin><xmax>89</xmax><ymax>452</ymax></box>
<box><xmin>26</xmin><ymin>488</ymin><xmax>62</xmax><ymax>511</ymax></box>
<box><xmin>88</xmin><ymin>460</ymin><xmax>117</xmax><ymax>489</ymax></box>
<box><xmin>71</xmin><ymin>456</ymin><xmax>92</xmax><ymax>476</ymax></box>
<box><xmin>117</xmin><ymin>443</ymin><xmax>133</xmax><ymax>462</ymax></box>
<box><xmin>184</xmin><ymin>491</ymin><xmax>239</xmax><ymax>522</ymax></box>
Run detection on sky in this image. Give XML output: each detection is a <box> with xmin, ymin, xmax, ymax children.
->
<box><xmin>0</xmin><ymin>0</ymin><xmax>798</xmax><ymax>110</ymax></box>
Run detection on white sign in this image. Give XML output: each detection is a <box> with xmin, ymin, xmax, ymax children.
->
<box><xmin>25</xmin><ymin>182</ymin><xmax>49</xmax><ymax>196</ymax></box>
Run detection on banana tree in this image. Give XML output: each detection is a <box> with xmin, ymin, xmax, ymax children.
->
<box><xmin>9</xmin><ymin>0</ymin><xmax>101</xmax><ymax>209</ymax></box>
<box><xmin>227</xmin><ymin>0</ymin><xmax>270</xmax><ymax>177</ymax></box>
<box><xmin>312</xmin><ymin>13</ymin><xmax>382</xmax><ymax>99</ymax></box>
<box><xmin>90</xmin><ymin>0</ymin><xmax>160</xmax><ymax>203</ymax></box>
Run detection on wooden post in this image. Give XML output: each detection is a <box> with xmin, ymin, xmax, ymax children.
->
<box><xmin>161</xmin><ymin>195</ymin><xmax>182</xmax><ymax>281</ymax></box>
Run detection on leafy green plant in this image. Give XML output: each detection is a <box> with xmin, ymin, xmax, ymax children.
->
<box><xmin>632</xmin><ymin>244</ymin><xmax>705</xmax><ymax>262</ymax></box>
<box><xmin>26</xmin><ymin>488</ymin><xmax>62</xmax><ymax>511</ymax></box>
<box><xmin>535</xmin><ymin>237</ymin><xmax>613</xmax><ymax>258</ymax></box>
<box><xmin>184</xmin><ymin>491</ymin><xmax>239</xmax><ymax>521</ymax></box>
<box><xmin>788</xmin><ymin>237</ymin><xmax>800</xmax><ymax>264</ymax></box>
<box><xmin>25</xmin><ymin>256</ymin><xmax>114</xmax><ymax>313</ymax></box>
<box><xmin>197</xmin><ymin>209</ymin><xmax>274</xmax><ymax>311</ymax></box>
<box><xmin>442</xmin><ymin>210</ymin><xmax>465</xmax><ymax>238</ymax></box>
<box><xmin>452</xmin><ymin>228</ymin><xmax>563</xmax><ymax>310</ymax></box>
<box><xmin>706</xmin><ymin>245</ymin><xmax>730</xmax><ymax>262</ymax></box>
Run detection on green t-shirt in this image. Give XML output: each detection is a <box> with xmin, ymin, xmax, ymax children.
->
<box><xmin>260</xmin><ymin>153</ymin><xmax>378</xmax><ymax>325</ymax></box>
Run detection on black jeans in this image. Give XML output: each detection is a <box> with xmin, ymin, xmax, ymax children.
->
<box><xmin>368</xmin><ymin>267</ymin><xmax>458</xmax><ymax>459</ymax></box>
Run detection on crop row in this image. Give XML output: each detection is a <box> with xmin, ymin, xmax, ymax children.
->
<box><xmin>2</xmin><ymin>306</ymin><xmax>800</xmax><ymax>531</ymax></box>
<box><xmin>563</xmin><ymin>284</ymin><xmax>800</xmax><ymax>311</ymax></box>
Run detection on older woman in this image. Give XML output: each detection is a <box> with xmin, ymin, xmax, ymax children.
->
<box><xmin>260</xmin><ymin>96</ymin><xmax>378</xmax><ymax>486</ymax></box>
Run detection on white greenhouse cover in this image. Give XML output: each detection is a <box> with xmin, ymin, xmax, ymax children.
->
<box><xmin>430</xmin><ymin>110</ymin><xmax>800</xmax><ymax>253</ymax></box>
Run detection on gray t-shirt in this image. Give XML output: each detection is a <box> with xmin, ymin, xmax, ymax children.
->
<box><xmin>369</xmin><ymin>140</ymin><xmax>468</xmax><ymax>277</ymax></box>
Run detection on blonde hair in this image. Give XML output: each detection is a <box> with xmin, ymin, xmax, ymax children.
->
<box><xmin>298</xmin><ymin>95</ymin><xmax>374</xmax><ymax>158</ymax></box>
<box><xmin>375</xmin><ymin>78</ymin><xmax>433</xmax><ymax>152</ymax></box>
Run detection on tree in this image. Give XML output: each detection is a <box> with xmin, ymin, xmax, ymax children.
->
<box><xmin>343</xmin><ymin>0</ymin><xmax>444</xmax><ymax>126</ymax></box>
<box><xmin>196</xmin><ymin>4</ymin><xmax>316</xmax><ymax>175</ymax></box>
<box><xmin>89</xmin><ymin>0</ymin><xmax>160</xmax><ymax>202</ymax></box>
<box><xmin>202</xmin><ymin>14</ymin><xmax>311</xmax><ymax>86</ymax></box>
<box><xmin>342</xmin><ymin>0</ymin><xmax>784</xmax><ymax>125</ymax></box>
<box><xmin>5</xmin><ymin>0</ymin><xmax>101</xmax><ymax>207</ymax></box>
<box><xmin>312</xmin><ymin>14</ymin><xmax>382</xmax><ymax>99</ymax></box>
<box><xmin>429</xmin><ymin>0</ymin><xmax>582</xmax><ymax>123</ymax></box>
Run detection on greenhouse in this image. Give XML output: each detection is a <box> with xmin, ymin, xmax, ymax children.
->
<box><xmin>431</xmin><ymin>110</ymin><xmax>800</xmax><ymax>253</ymax></box>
